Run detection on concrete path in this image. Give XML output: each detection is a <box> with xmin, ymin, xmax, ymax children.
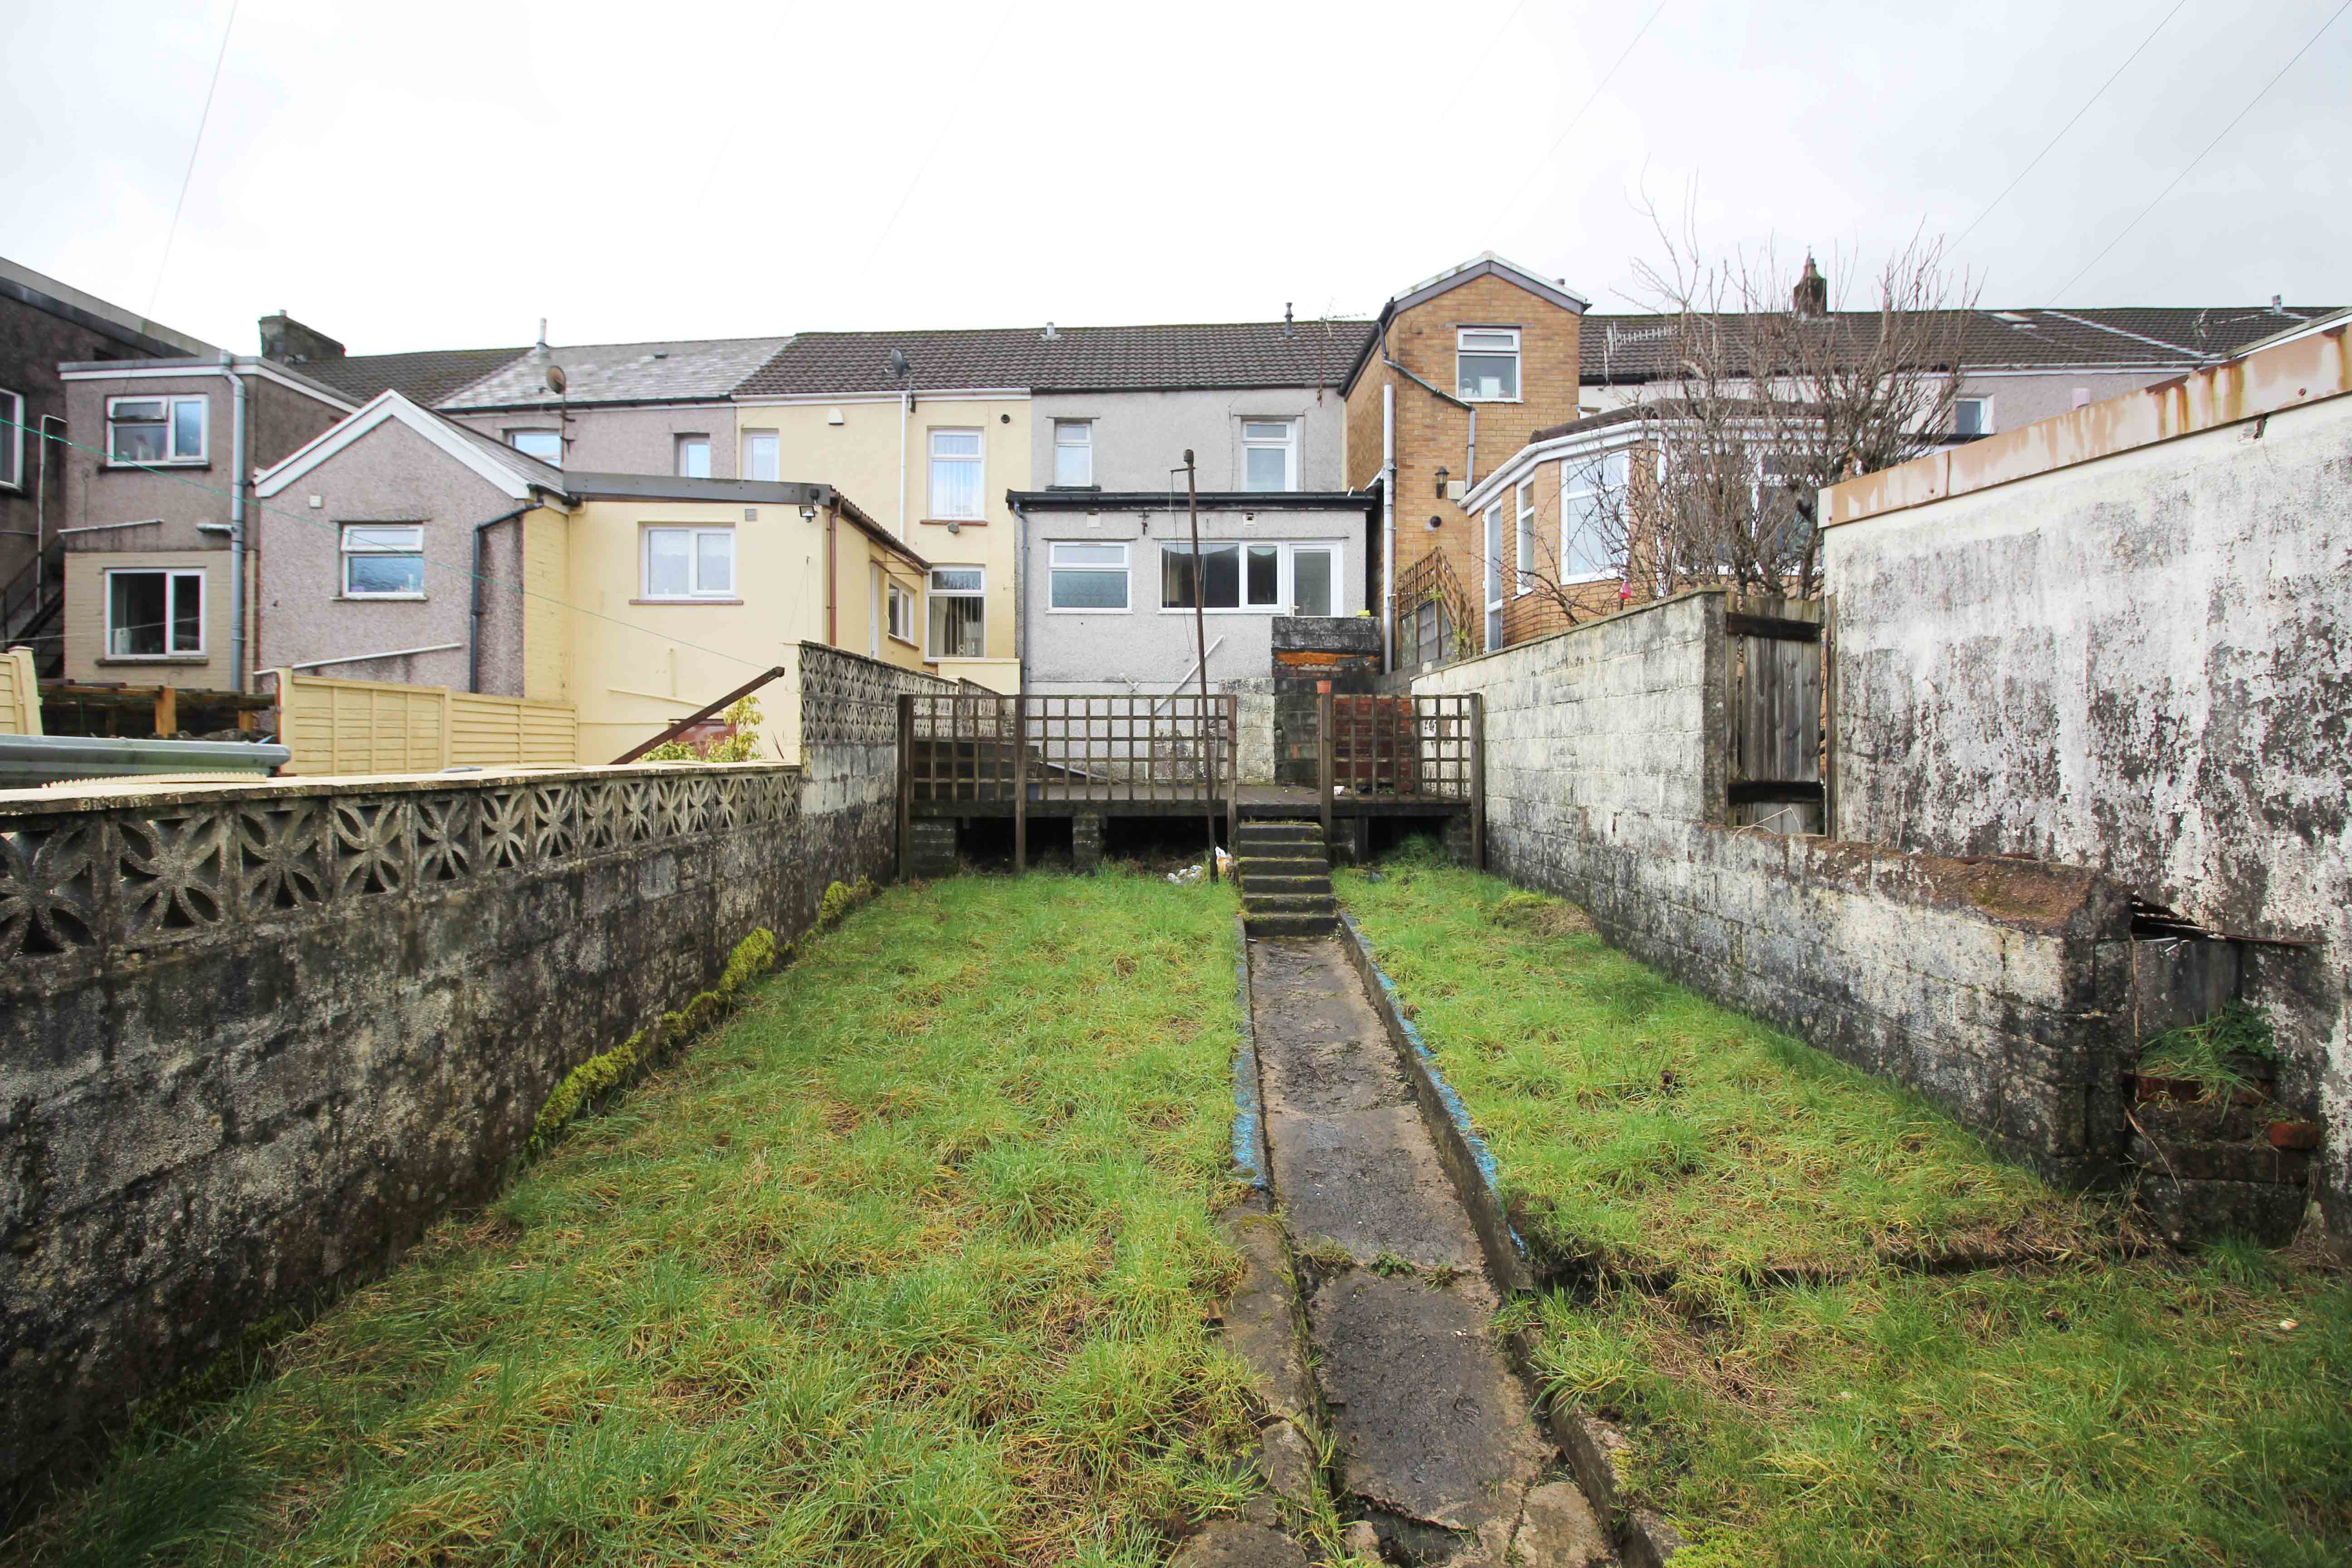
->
<box><xmin>1246</xmin><ymin>935</ymin><xmax>1611</xmax><ymax>1567</ymax></box>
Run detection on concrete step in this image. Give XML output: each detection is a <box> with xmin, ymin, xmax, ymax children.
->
<box><xmin>1240</xmin><ymin>873</ymin><xmax>1333</xmax><ymax>897</ymax></box>
<box><xmin>1245</xmin><ymin>912</ymin><xmax>1339</xmax><ymax>938</ymax></box>
<box><xmin>1242</xmin><ymin>893</ymin><xmax>1338</xmax><ymax>921</ymax></box>
<box><xmin>1237</xmin><ymin>847</ymin><xmax>1328</xmax><ymax>868</ymax></box>
<box><xmin>1238</xmin><ymin>821</ymin><xmax>1323</xmax><ymax>843</ymax></box>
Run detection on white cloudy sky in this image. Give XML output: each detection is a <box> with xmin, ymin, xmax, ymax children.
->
<box><xmin>3</xmin><ymin>0</ymin><xmax>2345</xmax><ymax>353</ymax></box>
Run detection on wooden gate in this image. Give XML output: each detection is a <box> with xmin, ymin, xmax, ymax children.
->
<box><xmin>1725</xmin><ymin>596</ymin><xmax>1824</xmax><ymax>833</ymax></box>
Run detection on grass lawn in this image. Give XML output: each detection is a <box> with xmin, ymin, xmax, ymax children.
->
<box><xmin>1341</xmin><ymin>848</ymin><xmax>2352</xmax><ymax>1568</ymax></box>
<box><xmin>21</xmin><ymin>871</ymin><xmax>1256</xmax><ymax>1568</ymax></box>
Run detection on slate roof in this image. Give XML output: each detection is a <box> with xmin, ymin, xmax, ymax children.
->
<box><xmin>736</xmin><ymin>320</ymin><xmax>1378</xmax><ymax>397</ymax></box>
<box><xmin>298</xmin><ymin>346</ymin><xmax>533</xmax><ymax>406</ymax></box>
<box><xmin>439</xmin><ymin>337</ymin><xmax>794</xmax><ymax>409</ymax></box>
<box><xmin>1578</xmin><ymin>305</ymin><xmax>2340</xmax><ymax>382</ymax></box>
<box><xmin>435</xmin><ymin>407</ymin><xmax>569</xmax><ymax>491</ymax></box>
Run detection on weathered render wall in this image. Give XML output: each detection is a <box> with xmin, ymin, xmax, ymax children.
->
<box><xmin>0</xmin><ymin>646</ymin><xmax>954</xmax><ymax>1499</ymax></box>
<box><xmin>1825</xmin><ymin>389</ymin><xmax>2352</xmax><ymax>1236</ymax></box>
<box><xmin>1416</xmin><ymin>592</ymin><xmax>2132</xmax><ymax>1189</ymax></box>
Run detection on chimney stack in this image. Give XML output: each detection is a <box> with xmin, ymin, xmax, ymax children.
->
<box><xmin>258</xmin><ymin>313</ymin><xmax>346</xmax><ymax>365</ymax></box>
<box><xmin>1793</xmin><ymin>255</ymin><xmax>1828</xmax><ymax>318</ymax></box>
<box><xmin>1283</xmin><ymin>301</ymin><xmax>1295</xmax><ymax>338</ymax></box>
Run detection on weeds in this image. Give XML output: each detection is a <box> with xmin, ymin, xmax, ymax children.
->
<box><xmin>2138</xmin><ymin>998</ymin><xmax>2279</xmax><ymax>1096</ymax></box>
<box><xmin>17</xmin><ymin>872</ymin><xmax>1259</xmax><ymax>1567</ymax></box>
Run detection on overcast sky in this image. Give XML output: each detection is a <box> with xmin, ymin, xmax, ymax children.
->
<box><xmin>4</xmin><ymin>0</ymin><xmax>2345</xmax><ymax>354</ymax></box>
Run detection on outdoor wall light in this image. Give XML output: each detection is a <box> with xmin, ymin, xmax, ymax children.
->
<box><xmin>1433</xmin><ymin>466</ymin><xmax>1450</xmax><ymax>497</ymax></box>
<box><xmin>798</xmin><ymin>504</ymin><xmax>818</xmax><ymax>522</ymax></box>
<box><xmin>1426</xmin><ymin>514</ymin><xmax>1443</xmax><ymax>531</ymax></box>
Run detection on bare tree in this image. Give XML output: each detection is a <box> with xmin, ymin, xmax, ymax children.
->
<box><xmin>1484</xmin><ymin>205</ymin><xmax>1978</xmax><ymax>633</ymax></box>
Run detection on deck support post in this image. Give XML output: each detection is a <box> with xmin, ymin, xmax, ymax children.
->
<box><xmin>1012</xmin><ymin>695</ymin><xmax>1028</xmax><ymax>874</ymax></box>
<box><xmin>1317</xmin><ymin>682</ymin><xmax>1334</xmax><ymax>848</ymax></box>
<box><xmin>1470</xmin><ymin>692</ymin><xmax>1486</xmax><ymax>872</ymax></box>
<box><xmin>895</xmin><ymin>694</ymin><xmax>913</xmax><ymax>880</ymax></box>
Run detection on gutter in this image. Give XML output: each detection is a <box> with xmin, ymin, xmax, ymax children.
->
<box><xmin>467</xmin><ymin>504</ymin><xmax>533</xmax><ymax>693</ymax></box>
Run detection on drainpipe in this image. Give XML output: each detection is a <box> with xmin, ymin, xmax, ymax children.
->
<box><xmin>212</xmin><ymin>357</ymin><xmax>249</xmax><ymax>692</ymax></box>
<box><xmin>824</xmin><ymin>503</ymin><xmax>838</xmax><ymax>646</ymax></box>
<box><xmin>468</xmin><ymin>503</ymin><xmax>532</xmax><ymax>693</ymax></box>
<box><xmin>1012</xmin><ymin>499</ymin><xmax>1030</xmax><ymax>688</ymax></box>
<box><xmin>35</xmin><ymin>415</ymin><xmax>63</xmax><ymax>608</ymax></box>
<box><xmin>1466</xmin><ymin>406</ymin><xmax>1476</xmax><ymax>490</ymax></box>
<box><xmin>897</xmin><ymin>388</ymin><xmax>911</xmax><ymax>537</ymax></box>
<box><xmin>1381</xmin><ymin>383</ymin><xmax>1395</xmax><ymax>671</ymax></box>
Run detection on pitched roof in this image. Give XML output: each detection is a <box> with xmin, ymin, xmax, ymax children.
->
<box><xmin>253</xmin><ymin>391</ymin><xmax>567</xmax><ymax>501</ymax></box>
<box><xmin>737</xmin><ymin>319</ymin><xmax>1377</xmax><ymax>397</ymax></box>
<box><xmin>297</xmin><ymin>345</ymin><xmax>532</xmax><ymax>406</ymax></box>
<box><xmin>1578</xmin><ymin>304</ymin><xmax>2341</xmax><ymax>382</ymax></box>
<box><xmin>441</xmin><ymin>337</ymin><xmax>794</xmax><ymax>409</ymax></box>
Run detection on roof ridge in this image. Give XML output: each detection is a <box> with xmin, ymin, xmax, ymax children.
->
<box><xmin>779</xmin><ymin>318</ymin><xmax>1376</xmax><ymax>339</ymax></box>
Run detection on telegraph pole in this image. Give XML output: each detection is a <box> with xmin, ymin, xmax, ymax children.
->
<box><xmin>1186</xmin><ymin>450</ymin><xmax>1219</xmax><ymax>882</ymax></box>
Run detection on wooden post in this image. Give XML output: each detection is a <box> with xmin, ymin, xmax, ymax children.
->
<box><xmin>895</xmin><ymin>694</ymin><xmax>914</xmax><ymax>880</ymax></box>
<box><xmin>1224</xmin><ymin>693</ymin><xmax>1239</xmax><ymax>853</ymax></box>
<box><xmin>1186</xmin><ymin>453</ymin><xmax>1219</xmax><ymax>880</ymax></box>
<box><xmin>1470</xmin><ymin>693</ymin><xmax>1486</xmax><ymax>871</ymax></box>
<box><xmin>151</xmin><ymin>684</ymin><xmax>176</xmax><ymax>739</ymax></box>
<box><xmin>1317</xmin><ymin>682</ymin><xmax>1334</xmax><ymax>847</ymax></box>
<box><xmin>1012</xmin><ymin>695</ymin><xmax>1028</xmax><ymax>875</ymax></box>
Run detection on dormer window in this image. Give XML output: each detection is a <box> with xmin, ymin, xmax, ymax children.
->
<box><xmin>1456</xmin><ymin>328</ymin><xmax>1521</xmax><ymax>402</ymax></box>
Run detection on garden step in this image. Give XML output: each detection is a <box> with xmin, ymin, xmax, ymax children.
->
<box><xmin>1237</xmin><ymin>821</ymin><xmax>1323</xmax><ymax>843</ymax></box>
<box><xmin>1244</xmin><ymin>912</ymin><xmax>1339</xmax><ymax>938</ymax></box>
<box><xmin>1240</xmin><ymin>873</ymin><xmax>1333</xmax><ymax>897</ymax></box>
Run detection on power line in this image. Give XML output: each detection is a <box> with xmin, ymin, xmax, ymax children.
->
<box><xmin>2051</xmin><ymin>0</ymin><xmax>2348</xmax><ymax>304</ymax></box>
<box><xmin>1494</xmin><ymin>0</ymin><xmax>1668</xmax><ymax>230</ymax></box>
<box><xmin>1952</xmin><ymin>0</ymin><xmax>2192</xmax><ymax>249</ymax></box>
<box><xmin>858</xmin><ymin>0</ymin><xmax>1022</xmax><ymax>274</ymax></box>
<box><xmin>149</xmin><ymin>0</ymin><xmax>240</xmax><ymax>317</ymax></box>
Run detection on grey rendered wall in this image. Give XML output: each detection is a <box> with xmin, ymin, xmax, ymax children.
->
<box><xmin>1024</xmin><ymin>505</ymin><xmax>1364</xmax><ymax>697</ymax></box>
<box><xmin>1030</xmin><ymin>387</ymin><xmax>1348</xmax><ymax>490</ymax></box>
<box><xmin>253</xmin><ymin>418</ymin><xmax>524</xmax><ymax>692</ymax></box>
<box><xmin>1955</xmin><ymin>370</ymin><xmax>2185</xmax><ymax>435</ymax></box>
<box><xmin>0</xmin><ymin>644</ymin><xmax>956</xmax><ymax>1502</ymax></box>
<box><xmin>1416</xmin><ymin>592</ymin><xmax>2132</xmax><ymax>1191</ymax></box>
<box><xmin>444</xmin><ymin>403</ymin><xmax>744</xmax><ymax>480</ymax></box>
<box><xmin>1824</xmin><ymin>391</ymin><xmax>2352</xmax><ymax>1237</ymax></box>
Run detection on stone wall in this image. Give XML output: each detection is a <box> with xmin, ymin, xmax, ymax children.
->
<box><xmin>1824</xmin><ymin>391</ymin><xmax>2350</xmax><ymax>1238</ymax></box>
<box><xmin>0</xmin><ymin>645</ymin><xmax>952</xmax><ymax>1497</ymax></box>
<box><xmin>1415</xmin><ymin>593</ymin><xmax>2133</xmax><ymax>1189</ymax></box>
<box><xmin>1270</xmin><ymin>616</ymin><xmax>1382</xmax><ymax>785</ymax></box>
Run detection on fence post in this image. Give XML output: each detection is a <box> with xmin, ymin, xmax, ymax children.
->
<box><xmin>895</xmin><ymin>694</ymin><xmax>914</xmax><ymax>880</ymax></box>
<box><xmin>1470</xmin><ymin>693</ymin><xmax>1486</xmax><ymax>872</ymax></box>
<box><xmin>1317</xmin><ymin>683</ymin><xmax>1334</xmax><ymax>847</ymax></box>
<box><xmin>1224</xmin><ymin>693</ymin><xmax>1239</xmax><ymax>854</ymax></box>
<box><xmin>1012</xmin><ymin>695</ymin><xmax>1028</xmax><ymax>875</ymax></box>
<box><xmin>439</xmin><ymin>685</ymin><xmax>454</xmax><ymax>770</ymax></box>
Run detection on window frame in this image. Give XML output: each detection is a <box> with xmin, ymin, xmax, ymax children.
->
<box><xmin>505</xmin><ymin>428</ymin><xmax>562</xmax><ymax>466</ymax></box>
<box><xmin>107</xmin><ymin>393</ymin><xmax>208</xmax><ymax>466</ymax></box>
<box><xmin>1456</xmin><ymin>327</ymin><xmax>1523</xmax><ymax>403</ymax></box>
<box><xmin>1158</xmin><ymin>539</ymin><xmax>1341</xmax><ymax>615</ymax></box>
<box><xmin>1047</xmin><ymin>540</ymin><xmax>1131</xmax><ymax>612</ymax></box>
<box><xmin>673</xmin><ymin>434</ymin><xmax>712</xmax><ymax>479</ymax></box>
<box><xmin>1514</xmin><ymin>479</ymin><xmax>1536</xmax><ymax>596</ymax></box>
<box><xmin>927</xmin><ymin>428</ymin><xmax>985</xmax><ymax>520</ymax></box>
<box><xmin>339</xmin><ymin>523</ymin><xmax>427</xmax><ymax>600</ymax></box>
<box><xmin>887</xmin><ymin>577</ymin><xmax>917</xmax><ymax>645</ymax></box>
<box><xmin>1483</xmin><ymin>503</ymin><xmax>1505</xmax><ymax>648</ymax></box>
<box><xmin>1558</xmin><ymin>449</ymin><xmax>1629</xmax><ymax>584</ymax></box>
<box><xmin>1051</xmin><ymin>420</ymin><xmax>1094</xmax><ymax>487</ymax></box>
<box><xmin>740</xmin><ymin>428</ymin><xmax>779</xmax><ymax>482</ymax></box>
<box><xmin>926</xmin><ymin>564</ymin><xmax>987</xmax><ymax>657</ymax></box>
<box><xmin>1954</xmin><ymin>396</ymin><xmax>1993</xmax><ymax>438</ymax></box>
<box><xmin>103</xmin><ymin>566</ymin><xmax>206</xmax><ymax>659</ymax></box>
<box><xmin>639</xmin><ymin>524</ymin><xmax>738</xmax><ymax>601</ymax></box>
<box><xmin>1239</xmin><ymin>419</ymin><xmax>1299</xmax><ymax>493</ymax></box>
<box><xmin>0</xmin><ymin>388</ymin><xmax>22</xmax><ymax>490</ymax></box>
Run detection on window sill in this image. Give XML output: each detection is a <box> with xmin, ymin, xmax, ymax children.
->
<box><xmin>1457</xmin><ymin>397</ymin><xmax>1523</xmax><ymax>406</ymax></box>
<box><xmin>336</xmin><ymin>593</ymin><xmax>428</xmax><ymax>602</ymax></box>
<box><xmin>630</xmin><ymin>597</ymin><xmax>745</xmax><ymax>606</ymax></box>
<box><xmin>887</xmin><ymin>633</ymin><xmax>919</xmax><ymax>648</ymax></box>
<box><xmin>1156</xmin><ymin>605</ymin><xmax>1293</xmax><ymax>616</ymax></box>
<box><xmin>99</xmin><ymin>654</ymin><xmax>209</xmax><ymax>665</ymax></box>
<box><xmin>1046</xmin><ymin>604</ymin><xmax>1133</xmax><ymax>614</ymax></box>
<box><xmin>919</xmin><ymin>517</ymin><xmax>988</xmax><ymax>527</ymax></box>
<box><xmin>103</xmin><ymin>460</ymin><xmax>210</xmax><ymax>471</ymax></box>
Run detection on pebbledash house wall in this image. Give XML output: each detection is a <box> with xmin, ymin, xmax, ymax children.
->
<box><xmin>1823</xmin><ymin>354</ymin><xmax>2352</xmax><ymax>1240</ymax></box>
<box><xmin>0</xmin><ymin>644</ymin><xmax>958</xmax><ymax>1501</ymax></box>
<box><xmin>1414</xmin><ymin>590</ymin><xmax>2135</xmax><ymax>1191</ymax></box>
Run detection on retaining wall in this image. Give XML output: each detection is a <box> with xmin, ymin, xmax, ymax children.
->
<box><xmin>0</xmin><ymin>642</ymin><xmax>955</xmax><ymax>1499</ymax></box>
<box><xmin>1414</xmin><ymin>593</ymin><xmax>2133</xmax><ymax>1188</ymax></box>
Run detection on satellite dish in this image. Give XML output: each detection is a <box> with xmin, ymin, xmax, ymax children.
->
<box><xmin>887</xmin><ymin>348</ymin><xmax>910</xmax><ymax>380</ymax></box>
<box><xmin>545</xmin><ymin>364</ymin><xmax>568</xmax><ymax>396</ymax></box>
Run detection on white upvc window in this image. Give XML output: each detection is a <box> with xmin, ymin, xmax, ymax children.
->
<box><xmin>741</xmin><ymin>429</ymin><xmax>779</xmax><ymax>481</ymax></box>
<box><xmin>887</xmin><ymin>578</ymin><xmax>917</xmax><ymax>644</ymax></box>
<box><xmin>929</xmin><ymin>429</ymin><xmax>984</xmax><ymax>519</ymax></box>
<box><xmin>1052</xmin><ymin>420</ymin><xmax>1093</xmax><ymax>486</ymax></box>
<box><xmin>108</xmin><ymin>394</ymin><xmax>206</xmax><ymax>464</ymax></box>
<box><xmin>927</xmin><ymin>565</ymin><xmax>986</xmax><ymax>656</ymax></box>
<box><xmin>1240</xmin><ymin>420</ymin><xmax>1298</xmax><ymax>492</ymax></box>
<box><xmin>1161</xmin><ymin>540</ymin><xmax>1339</xmax><ymax>613</ymax></box>
<box><xmin>506</xmin><ymin>428</ymin><xmax>561</xmax><ymax>466</ymax></box>
<box><xmin>1954</xmin><ymin>396</ymin><xmax>1993</xmax><ymax>437</ymax></box>
<box><xmin>341</xmin><ymin>524</ymin><xmax>426</xmax><ymax>598</ymax></box>
<box><xmin>1457</xmin><ymin>328</ymin><xmax>1521</xmax><ymax>402</ymax></box>
<box><xmin>0</xmin><ymin>388</ymin><xmax>22</xmax><ymax>489</ymax></box>
<box><xmin>105</xmin><ymin>567</ymin><xmax>204</xmax><ymax>657</ymax></box>
<box><xmin>674</xmin><ymin>434</ymin><xmax>711</xmax><ymax>478</ymax></box>
<box><xmin>1483</xmin><ymin>502</ymin><xmax>1504</xmax><ymax>648</ymax></box>
<box><xmin>642</xmin><ymin>525</ymin><xmax>735</xmax><ymax>599</ymax></box>
<box><xmin>1049</xmin><ymin>541</ymin><xmax>1129</xmax><ymax>610</ymax></box>
<box><xmin>1560</xmin><ymin>450</ymin><xmax>1628</xmax><ymax>582</ymax></box>
<box><xmin>1514</xmin><ymin>479</ymin><xmax>1536</xmax><ymax>595</ymax></box>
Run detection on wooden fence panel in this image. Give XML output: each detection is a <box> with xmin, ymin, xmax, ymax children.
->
<box><xmin>273</xmin><ymin>670</ymin><xmax>576</xmax><ymax>775</ymax></box>
<box><xmin>0</xmin><ymin>646</ymin><xmax>39</xmax><ymax>736</ymax></box>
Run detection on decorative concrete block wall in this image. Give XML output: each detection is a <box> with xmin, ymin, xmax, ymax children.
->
<box><xmin>1416</xmin><ymin>593</ymin><xmax>2133</xmax><ymax>1189</ymax></box>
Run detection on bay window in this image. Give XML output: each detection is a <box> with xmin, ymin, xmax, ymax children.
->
<box><xmin>1514</xmin><ymin>479</ymin><xmax>1536</xmax><ymax>595</ymax></box>
<box><xmin>1560</xmin><ymin>450</ymin><xmax>1628</xmax><ymax>582</ymax></box>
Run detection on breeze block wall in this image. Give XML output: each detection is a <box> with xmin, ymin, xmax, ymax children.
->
<box><xmin>0</xmin><ymin>646</ymin><xmax>958</xmax><ymax>1502</ymax></box>
<box><xmin>1415</xmin><ymin>591</ymin><xmax>2134</xmax><ymax>1191</ymax></box>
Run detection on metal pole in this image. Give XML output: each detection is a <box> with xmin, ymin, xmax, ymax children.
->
<box><xmin>1012</xmin><ymin>694</ymin><xmax>1028</xmax><ymax>875</ymax></box>
<box><xmin>1187</xmin><ymin>451</ymin><xmax>1218</xmax><ymax>882</ymax></box>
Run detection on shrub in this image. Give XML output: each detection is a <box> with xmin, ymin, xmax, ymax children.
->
<box><xmin>639</xmin><ymin>695</ymin><xmax>768</xmax><ymax>763</ymax></box>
